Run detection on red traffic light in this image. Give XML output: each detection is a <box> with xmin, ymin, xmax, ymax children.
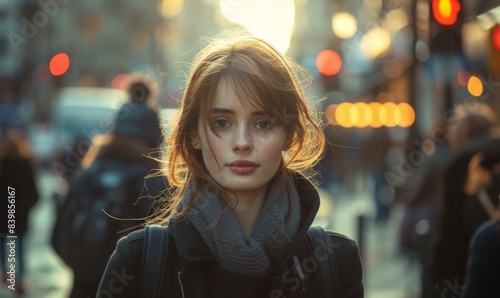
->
<box><xmin>316</xmin><ymin>50</ymin><xmax>342</xmax><ymax>76</ymax></box>
<box><xmin>50</xmin><ymin>53</ymin><xmax>70</xmax><ymax>76</ymax></box>
<box><xmin>432</xmin><ymin>0</ymin><xmax>460</xmax><ymax>26</ymax></box>
<box><xmin>492</xmin><ymin>25</ymin><xmax>500</xmax><ymax>52</ymax></box>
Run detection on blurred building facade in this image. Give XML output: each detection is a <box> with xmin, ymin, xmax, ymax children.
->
<box><xmin>1</xmin><ymin>0</ymin><xmax>500</xmax><ymax>133</ymax></box>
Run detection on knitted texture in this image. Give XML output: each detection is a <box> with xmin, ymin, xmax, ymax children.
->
<box><xmin>184</xmin><ymin>175</ymin><xmax>300</xmax><ymax>276</ymax></box>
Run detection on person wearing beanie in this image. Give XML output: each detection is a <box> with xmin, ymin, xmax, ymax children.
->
<box><xmin>51</xmin><ymin>76</ymin><xmax>168</xmax><ymax>298</ymax></box>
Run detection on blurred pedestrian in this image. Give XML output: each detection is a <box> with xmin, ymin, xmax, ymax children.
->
<box><xmin>51</xmin><ymin>74</ymin><xmax>167</xmax><ymax>298</ymax></box>
<box><xmin>431</xmin><ymin>104</ymin><xmax>498</xmax><ymax>296</ymax></box>
<box><xmin>0</xmin><ymin>127</ymin><xmax>39</xmax><ymax>295</ymax></box>
<box><xmin>461</xmin><ymin>148</ymin><xmax>500</xmax><ymax>298</ymax></box>
<box><xmin>361</xmin><ymin>125</ymin><xmax>392</xmax><ymax>224</ymax></box>
<box><xmin>398</xmin><ymin>121</ymin><xmax>449</xmax><ymax>257</ymax></box>
<box><xmin>99</xmin><ymin>33</ymin><xmax>364</xmax><ymax>297</ymax></box>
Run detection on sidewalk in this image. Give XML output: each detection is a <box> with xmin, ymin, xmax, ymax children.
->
<box><xmin>0</xmin><ymin>169</ymin><xmax>72</xmax><ymax>298</ymax></box>
<box><xmin>325</xmin><ymin>182</ymin><xmax>421</xmax><ymax>298</ymax></box>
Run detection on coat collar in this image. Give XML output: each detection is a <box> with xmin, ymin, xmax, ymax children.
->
<box><xmin>168</xmin><ymin>172</ymin><xmax>320</xmax><ymax>264</ymax></box>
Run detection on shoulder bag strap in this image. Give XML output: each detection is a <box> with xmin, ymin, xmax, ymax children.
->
<box><xmin>141</xmin><ymin>225</ymin><xmax>169</xmax><ymax>298</ymax></box>
<box><xmin>306</xmin><ymin>226</ymin><xmax>340</xmax><ymax>297</ymax></box>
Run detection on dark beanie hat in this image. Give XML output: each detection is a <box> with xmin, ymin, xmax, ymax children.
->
<box><xmin>113</xmin><ymin>76</ymin><xmax>164</xmax><ymax>148</ymax></box>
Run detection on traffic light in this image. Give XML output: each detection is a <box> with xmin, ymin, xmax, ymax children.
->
<box><xmin>492</xmin><ymin>25</ymin><xmax>500</xmax><ymax>52</ymax></box>
<box><xmin>429</xmin><ymin>0</ymin><xmax>462</xmax><ymax>54</ymax></box>
<box><xmin>489</xmin><ymin>24</ymin><xmax>500</xmax><ymax>76</ymax></box>
<box><xmin>432</xmin><ymin>0</ymin><xmax>461</xmax><ymax>26</ymax></box>
<box><xmin>316</xmin><ymin>49</ymin><xmax>342</xmax><ymax>90</ymax></box>
<box><xmin>50</xmin><ymin>52</ymin><xmax>70</xmax><ymax>76</ymax></box>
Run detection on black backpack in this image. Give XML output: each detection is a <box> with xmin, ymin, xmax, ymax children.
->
<box><xmin>52</xmin><ymin>159</ymin><xmax>147</xmax><ymax>280</ymax></box>
<box><xmin>140</xmin><ymin>225</ymin><xmax>340</xmax><ymax>298</ymax></box>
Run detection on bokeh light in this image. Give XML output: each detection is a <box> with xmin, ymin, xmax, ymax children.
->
<box><xmin>467</xmin><ymin>75</ymin><xmax>483</xmax><ymax>97</ymax></box>
<box><xmin>50</xmin><ymin>53</ymin><xmax>70</xmax><ymax>76</ymax></box>
<box><xmin>160</xmin><ymin>0</ymin><xmax>184</xmax><ymax>18</ymax></box>
<box><xmin>335</xmin><ymin>103</ymin><xmax>354</xmax><ymax>127</ymax></box>
<box><xmin>492</xmin><ymin>25</ymin><xmax>500</xmax><ymax>51</ymax></box>
<box><xmin>380</xmin><ymin>102</ymin><xmax>398</xmax><ymax>127</ymax></box>
<box><xmin>329</xmin><ymin>102</ymin><xmax>415</xmax><ymax>128</ymax></box>
<box><xmin>368</xmin><ymin>102</ymin><xmax>384</xmax><ymax>128</ymax></box>
<box><xmin>432</xmin><ymin>0</ymin><xmax>461</xmax><ymax>26</ymax></box>
<box><xmin>219</xmin><ymin>0</ymin><xmax>295</xmax><ymax>53</ymax></box>
<box><xmin>111</xmin><ymin>73</ymin><xmax>131</xmax><ymax>90</ymax></box>
<box><xmin>353</xmin><ymin>102</ymin><xmax>372</xmax><ymax>127</ymax></box>
<box><xmin>316</xmin><ymin>50</ymin><xmax>342</xmax><ymax>76</ymax></box>
<box><xmin>396</xmin><ymin>103</ymin><xmax>415</xmax><ymax>127</ymax></box>
<box><xmin>361</xmin><ymin>27</ymin><xmax>392</xmax><ymax>59</ymax></box>
<box><xmin>331</xmin><ymin>12</ymin><xmax>358</xmax><ymax>39</ymax></box>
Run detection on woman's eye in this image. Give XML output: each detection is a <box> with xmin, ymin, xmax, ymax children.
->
<box><xmin>255</xmin><ymin>120</ymin><xmax>273</xmax><ymax>129</ymax></box>
<box><xmin>214</xmin><ymin>119</ymin><xmax>231</xmax><ymax>128</ymax></box>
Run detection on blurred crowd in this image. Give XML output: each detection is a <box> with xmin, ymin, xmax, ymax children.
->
<box><xmin>317</xmin><ymin>101</ymin><xmax>500</xmax><ymax>297</ymax></box>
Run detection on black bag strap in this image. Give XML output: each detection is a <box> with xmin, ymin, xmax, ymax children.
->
<box><xmin>141</xmin><ymin>225</ymin><xmax>169</xmax><ymax>298</ymax></box>
<box><xmin>306</xmin><ymin>226</ymin><xmax>340</xmax><ymax>297</ymax></box>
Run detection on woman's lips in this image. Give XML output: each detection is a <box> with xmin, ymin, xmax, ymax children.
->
<box><xmin>227</xmin><ymin>160</ymin><xmax>259</xmax><ymax>174</ymax></box>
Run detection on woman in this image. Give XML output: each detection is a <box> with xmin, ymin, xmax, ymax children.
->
<box><xmin>98</xmin><ymin>34</ymin><xmax>363</xmax><ymax>297</ymax></box>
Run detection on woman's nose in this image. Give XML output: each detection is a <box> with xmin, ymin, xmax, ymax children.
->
<box><xmin>233</xmin><ymin>126</ymin><xmax>252</xmax><ymax>152</ymax></box>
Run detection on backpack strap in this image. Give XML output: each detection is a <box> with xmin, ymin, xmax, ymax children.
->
<box><xmin>141</xmin><ymin>225</ymin><xmax>169</xmax><ymax>298</ymax></box>
<box><xmin>306</xmin><ymin>226</ymin><xmax>340</xmax><ymax>297</ymax></box>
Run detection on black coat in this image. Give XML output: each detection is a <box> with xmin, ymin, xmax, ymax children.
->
<box><xmin>431</xmin><ymin>138</ymin><xmax>500</xmax><ymax>288</ymax></box>
<box><xmin>98</xmin><ymin>175</ymin><xmax>364</xmax><ymax>297</ymax></box>
<box><xmin>62</xmin><ymin>155</ymin><xmax>167</xmax><ymax>298</ymax></box>
<box><xmin>462</xmin><ymin>220</ymin><xmax>500</xmax><ymax>298</ymax></box>
<box><xmin>0</xmin><ymin>157</ymin><xmax>39</xmax><ymax>235</ymax></box>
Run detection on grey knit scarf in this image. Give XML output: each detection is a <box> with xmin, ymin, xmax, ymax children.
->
<box><xmin>184</xmin><ymin>174</ymin><xmax>300</xmax><ymax>276</ymax></box>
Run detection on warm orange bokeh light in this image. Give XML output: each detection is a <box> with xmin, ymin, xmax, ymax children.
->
<box><xmin>432</xmin><ymin>0</ymin><xmax>460</xmax><ymax>26</ymax></box>
<box><xmin>335</xmin><ymin>103</ymin><xmax>354</xmax><ymax>127</ymax></box>
<box><xmin>468</xmin><ymin>76</ymin><xmax>483</xmax><ymax>97</ymax></box>
<box><xmin>316</xmin><ymin>50</ymin><xmax>342</xmax><ymax>76</ymax></box>
<box><xmin>353</xmin><ymin>102</ymin><xmax>372</xmax><ymax>127</ymax></box>
<box><xmin>332</xmin><ymin>101</ymin><xmax>415</xmax><ymax>128</ymax></box>
<box><xmin>368</xmin><ymin>102</ymin><xmax>383</xmax><ymax>128</ymax></box>
<box><xmin>381</xmin><ymin>102</ymin><xmax>398</xmax><ymax>127</ymax></box>
<box><xmin>50</xmin><ymin>53</ymin><xmax>70</xmax><ymax>76</ymax></box>
<box><xmin>397</xmin><ymin>103</ymin><xmax>415</xmax><ymax>127</ymax></box>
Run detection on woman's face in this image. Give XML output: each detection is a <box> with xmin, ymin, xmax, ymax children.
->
<box><xmin>194</xmin><ymin>78</ymin><xmax>289</xmax><ymax>199</ymax></box>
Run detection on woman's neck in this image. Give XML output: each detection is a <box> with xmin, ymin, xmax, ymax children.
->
<box><xmin>223</xmin><ymin>189</ymin><xmax>268</xmax><ymax>239</ymax></box>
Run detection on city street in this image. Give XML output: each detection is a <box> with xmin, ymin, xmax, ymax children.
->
<box><xmin>1</xmin><ymin>169</ymin><xmax>420</xmax><ymax>298</ymax></box>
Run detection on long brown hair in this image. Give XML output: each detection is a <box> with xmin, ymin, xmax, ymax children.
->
<box><xmin>150</xmin><ymin>33</ymin><xmax>325</xmax><ymax>225</ymax></box>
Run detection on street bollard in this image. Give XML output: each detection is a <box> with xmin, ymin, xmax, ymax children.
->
<box><xmin>357</xmin><ymin>214</ymin><xmax>366</xmax><ymax>262</ymax></box>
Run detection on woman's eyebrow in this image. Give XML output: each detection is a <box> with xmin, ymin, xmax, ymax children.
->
<box><xmin>211</xmin><ymin>108</ymin><xmax>267</xmax><ymax>116</ymax></box>
<box><xmin>211</xmin><ymin>108</ymin><xmax>234</xmax><ymax>115</ymax></box>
